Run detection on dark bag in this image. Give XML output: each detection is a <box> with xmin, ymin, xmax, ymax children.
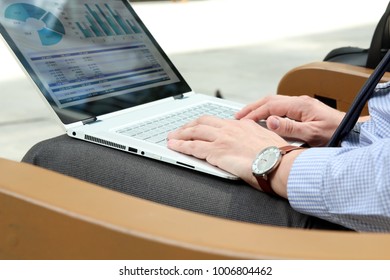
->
<box><xmin>324</xmin><ymin>1</ymin><xmax>390</xmax><ymax>69</ymax></box>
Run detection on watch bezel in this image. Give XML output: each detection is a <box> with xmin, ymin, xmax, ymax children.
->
<box><xmin>252</xmin><ymin>146</ymin><xmax>282</xmax><ymax>177</ymax></box>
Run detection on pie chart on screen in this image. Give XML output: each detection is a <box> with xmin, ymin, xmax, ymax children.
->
<box><xmin>5</xmin><ymin>3</ymin><xmax>65</xmax><ymax>46</ymax></box>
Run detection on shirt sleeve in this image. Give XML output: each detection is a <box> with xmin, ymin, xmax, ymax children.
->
<box><xmin>288</xmin><ymin>82</ymin><xmax>390</xmax><ymax>232</ymax></box>
<box><xmin>287</xmin><ymin>140</ymin><xmax>390</xmax><ymax>232</ymax></box>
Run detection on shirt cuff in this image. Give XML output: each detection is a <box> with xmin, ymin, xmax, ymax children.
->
<box><xmin>287</xmin><ymin>147</ymin><xmax>340</xmax><ymax>219</ymax></box>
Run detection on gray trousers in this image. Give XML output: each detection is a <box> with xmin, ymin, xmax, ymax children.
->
<box><xmin>22</xmin><ymin>135</ymin><xmax>349</xmax><ymax>230</ymax></box>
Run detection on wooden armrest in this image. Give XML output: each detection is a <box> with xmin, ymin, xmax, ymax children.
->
<box><xmin>1</xmin><ymin>158</ymin><xmax>390</xmax><ymax>259</ymax></box>
<box><xmin>277</xmin><ymin>61</ymin><xmax>390</xmax><ymax>115</ymax></box>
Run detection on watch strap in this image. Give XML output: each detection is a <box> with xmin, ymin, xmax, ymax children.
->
<box><xmin>255</xmin><ymin>175</ymin><xmax>277</xmax><ymax>195</ymax></box>
<box><xmin>279</xmin><ymin>145</ymin><xmax>304</xmax><ymax>155</ymax></box>
<box><xmin>254</xmin><ymin>145</ymin><xmax>304</xmax><ymax>195</ymax></box>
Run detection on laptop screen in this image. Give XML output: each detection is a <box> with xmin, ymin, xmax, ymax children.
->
<box><xmin>0</xmin><ymin>0</ymin><xmax>191</xmax><ymax>124</ymax></box>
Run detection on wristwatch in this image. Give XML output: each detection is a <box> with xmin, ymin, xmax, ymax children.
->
<box><xmin>251</xmin><ymin>145</ymin><xmax>304</xmax><ymax>195</ymax></box>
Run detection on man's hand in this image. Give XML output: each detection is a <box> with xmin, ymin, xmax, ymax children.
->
<box><xmin>167</xmin><ymin>115</ymin><xmax>289</xmax><ymax>190</ymax></box>
<box><xmin>236</xmin><ymin>95</ymin><xmax>346</xmax><ymax>147</ymax></box>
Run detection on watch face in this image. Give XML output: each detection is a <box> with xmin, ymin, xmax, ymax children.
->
<box><xmin>252</xmin><ymin>146</ymin><xmax>281</xmax><ymax>176</ymax></box>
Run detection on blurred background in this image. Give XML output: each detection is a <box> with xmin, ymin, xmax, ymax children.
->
<box><xmin>1</xmin><ymin>0</ymin><xmax>388</xmax><ymax>161</ymax></box>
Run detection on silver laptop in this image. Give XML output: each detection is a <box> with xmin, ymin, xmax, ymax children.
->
<box><xmin>0</xmin><ymin>0</ymin><xmax>253</xmax><ymax>179</ymax></box>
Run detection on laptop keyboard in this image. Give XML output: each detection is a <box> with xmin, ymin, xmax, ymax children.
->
<box><xmin>116</xmin><ymin>103</ymin><xmax>238</xmax><ymax>146</ymax></box>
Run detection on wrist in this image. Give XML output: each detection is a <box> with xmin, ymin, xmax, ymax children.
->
<box><xmin>269</xmin><ymin>149</ymin><xmax>305</xmax><ymax>198</ymax></box>
<box><xmin>251</xmin><ymin>146</ymin><xmax>305</xmax><ymax>197</ymax></box>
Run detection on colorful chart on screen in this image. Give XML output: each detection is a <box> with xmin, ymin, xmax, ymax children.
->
<box><xmin>4</xmin><ymin>3</ymin><xmax>65</xmax><ymax>46</ymax></box>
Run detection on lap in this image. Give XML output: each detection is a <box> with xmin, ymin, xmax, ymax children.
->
<box><xmin>22</xmin><ymin>135</ymin><xmax>348</xmax><ymax>230</ymax></box>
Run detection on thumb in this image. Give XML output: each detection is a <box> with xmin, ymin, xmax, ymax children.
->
<box><xmin>266</xmin><ymin>116</ymin><xmax>304</xmax><ymax>139</ymax></box>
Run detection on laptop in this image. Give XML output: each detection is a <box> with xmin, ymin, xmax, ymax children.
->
<box><xmin>0</xmin><ymin>0</ymin><xmax>298</xmax><ymax>180</ymax></box>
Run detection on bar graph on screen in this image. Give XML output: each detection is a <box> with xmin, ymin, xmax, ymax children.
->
<box><xmin>75</xmin><ymin>3</ymin><xmax>142</xmax><ymax>39</ymax></box>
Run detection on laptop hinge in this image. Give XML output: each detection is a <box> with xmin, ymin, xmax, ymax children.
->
<box><xmin>82</xmin><ymin>116</ymin><xmax>98</xmax><ymax>125</ymax></box>
<box><xmin>173</xmin><ymin>94</ymin><xmax>184</xmax><ymax>100</ymax></box>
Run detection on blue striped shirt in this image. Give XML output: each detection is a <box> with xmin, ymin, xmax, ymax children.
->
<box><xmin>288</xmin><ymin>82</ymin><xmax>390</xmax><ymax>232</ymax></box>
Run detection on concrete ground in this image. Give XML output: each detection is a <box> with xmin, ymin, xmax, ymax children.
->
<box><xmin>0</xmin><ymin>0</ymin><xmax>387</xmax><ymax>161</ymax></box>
